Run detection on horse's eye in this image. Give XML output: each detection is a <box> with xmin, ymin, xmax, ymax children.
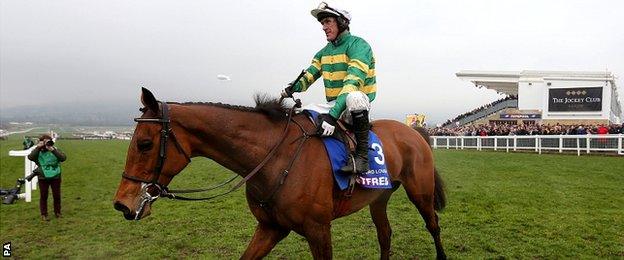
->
<box><xmin>137</xmin><ymin>140</ymin><xmax>153</xmax><ymax>151</ymax></box>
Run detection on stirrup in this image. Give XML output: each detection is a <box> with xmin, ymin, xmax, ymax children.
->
<box><xmin>340</xmin><ymin>155</ymin><xmax>357</xmax><ymax>173</ymax></box>
<box><xmin>340</xmin><ymin>154</ymin><xmax>369</xmax><ymax>174</ymax></box>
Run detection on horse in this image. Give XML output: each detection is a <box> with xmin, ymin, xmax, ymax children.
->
<box><xmin>113</xmin><ymin>88</ymin><xmax>447</xmax><ymax>259</ymax></box>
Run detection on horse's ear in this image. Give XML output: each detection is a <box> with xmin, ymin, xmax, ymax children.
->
<box><xmin>141</xmin><ymin>87</ymin><xmax>159</xmax><ymax>113</ymax></box>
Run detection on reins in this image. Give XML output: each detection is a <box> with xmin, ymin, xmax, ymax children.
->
<box><xmin>160</xmin><ymin>97</ymin><xmax>308</xmax><ymax>201</ymax></box>
<box><xmin>257</xmin><ymin>118</ymin><xmax>311</xmax><ymax>207</ymax></box>
<box><xmin>123</xmin><ymin>71</ymin><xmax>310</xmax><ymax>203</ymax></box>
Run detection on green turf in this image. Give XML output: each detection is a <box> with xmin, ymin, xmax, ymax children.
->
<box><xmin>1</xmin><ymin>136</ymin><xmax>623</xmax><ymax>258</ymax></box>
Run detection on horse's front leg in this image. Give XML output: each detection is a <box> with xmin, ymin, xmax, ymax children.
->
<box><xmin>241</xmin><ymin>222</ymin><xmax>290</xmax><ymax>260</ymax></box>
<box><xmin>304</xmin><ymin>221</ymin><xmax>333</xmax><ymax>259</ymax></box>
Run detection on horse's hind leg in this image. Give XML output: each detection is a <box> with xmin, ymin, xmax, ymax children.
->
<box><xmin>370</xmin><ymin>191</ymin><xmax>394</xmax><ymax>260</ymax></box>
<box><xmin>241</xmin><ymin>222</ymin><xmax>290</xmax><ymax>260</ymax></box>
<box><xmin>303</xmin><ymin>221</ymin><xmax>333</xmax><ymax>259</ymax></box>
<box><xmin>403</xmin><ymin>179</ymin><xmax>446</xmax><ymax>259</ymax></box>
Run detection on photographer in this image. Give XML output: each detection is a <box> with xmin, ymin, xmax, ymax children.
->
<box><xmin>23</xmin><ymin>137</ymin><xmax>35</xmax><ymax>150</ymax></box>
<box><xmin>27</xmin><ymin>134</ymin><xmax>67</xmax><ymax>221</ymax></box>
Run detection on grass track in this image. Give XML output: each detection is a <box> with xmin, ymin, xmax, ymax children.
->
<box><xmin>1</xmin><ymin>137</ymin><xmax>623</xmax><ymax>258</ymax></box>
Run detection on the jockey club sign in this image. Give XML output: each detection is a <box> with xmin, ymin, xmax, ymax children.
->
<box><xmin>548</xmin><ymin>87</ymin><xmax>602</xmax><ymax>112</ymax></box>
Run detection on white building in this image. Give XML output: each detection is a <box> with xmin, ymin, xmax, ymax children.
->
<box><xmin>456</xmin><ymin>70</ymin><xmax>622</xmax><ymax>125</ymax></box>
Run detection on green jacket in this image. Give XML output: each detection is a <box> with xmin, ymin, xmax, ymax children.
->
<box><xmin>292</xmin><ymin>31</ymin><xmax>376</xmax><ymax>118</ymax></box>
<box><xmin>28</xmin><ymin>147</ymin><xmax>67</xmax><ymax>179</ymax></box>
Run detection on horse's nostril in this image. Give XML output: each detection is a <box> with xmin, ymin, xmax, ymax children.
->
<box><xmin>114</xmin><ymin>201</ymin><xmax>130</xmax><ymax>215</ymax></box>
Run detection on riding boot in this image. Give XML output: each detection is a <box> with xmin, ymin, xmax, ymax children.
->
<box><xmin>340</xmin><ymin>110</ymin><xmax>370</xmax><ymax>174</ymax></box>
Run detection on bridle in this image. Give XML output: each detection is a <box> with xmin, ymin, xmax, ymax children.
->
<box><xmin>121</xmin><ymin>101</ymin><xmax>192</xmax><ymax>219</ymax></box>
<box><xmin>121</xmin><ymin>97</ymin><xmax>311</xmax><ymax>219</ymax></box>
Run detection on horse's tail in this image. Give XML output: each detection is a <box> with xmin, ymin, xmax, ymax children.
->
<box><xmin>413</xmin><ymin>127</ymin><xmax>432</xmax><ymax>146</ymax></box>
<box><xmin>412</xmin><ymin>126</ymin><xmax>446</xmax><ymax>211</ymax></box>
<box><xmin>433</xmin><ymin>167</ymin><xmax>446</xmax><ymax>211</ymax></box>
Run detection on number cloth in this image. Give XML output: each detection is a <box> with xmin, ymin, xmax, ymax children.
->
<box><xmin>306</xmin><ymin>110</ymin><xmax>390</xmax><ymax>189</ymax></box>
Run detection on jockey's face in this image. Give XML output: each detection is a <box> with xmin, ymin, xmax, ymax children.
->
<box><xmin>320</xmin><ymin>17</ymin><xmax>339</xmax><ymax>41</ymax></box>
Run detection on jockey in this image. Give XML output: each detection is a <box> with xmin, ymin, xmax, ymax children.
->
<box><xmin>281</xmin><ymin>2</ymin><xmax>376</xmax><ymax>174</ymax></box>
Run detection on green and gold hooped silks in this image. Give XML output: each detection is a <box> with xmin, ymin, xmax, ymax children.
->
<box><xmin>38</xmin><ymin>151</ymin><xmax>61</xmax><ymax>178</ymax></box>
<box><xmin>292</xmin><ymin>31</ymin><xmax>376</xmax><ymax>118</ymax></box>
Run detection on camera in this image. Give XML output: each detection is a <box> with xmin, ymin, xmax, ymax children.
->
<box><xmin>25</xmin><ymin>171</ymin><xmax>40</xmax><ymax>182</ymax></box>
<box><xmin>1</xmin><ymin>178</ymin><xmax>25</xmax><ymax>205</ymax></box>
<box><xmin>46</xmin><ymin>140</ymin><xmax>54</xmax><ymax>146</ymax></box>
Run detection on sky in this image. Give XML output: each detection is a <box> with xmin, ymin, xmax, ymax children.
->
<box><xmin>1</xmin><ymin>0</ymin><xmax>623</xmax><ymax>124</ymax></box>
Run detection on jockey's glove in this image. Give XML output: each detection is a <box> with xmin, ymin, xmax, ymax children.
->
<box><xmin>317</xmin><ymin>113</ymin><xmax>337</xmax><ymax>136</ymax></box>
<box><xmin>281</xmin><ymin>83</ymin><xmax>294</xmax><ymax>98</ymax></box>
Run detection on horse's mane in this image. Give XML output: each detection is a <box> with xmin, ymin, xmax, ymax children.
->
<box><xmin>166</xmin><ymin>94</ymin><xmax>289</xmax><ymax>121</ymax></box>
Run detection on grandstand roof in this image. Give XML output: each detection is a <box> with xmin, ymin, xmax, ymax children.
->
<box><xmin>455</xmin><ymin>70</ymin><xmax>616</xmax><ymax>96</ymax></box>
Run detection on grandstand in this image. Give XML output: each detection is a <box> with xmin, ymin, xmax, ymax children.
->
<box><xmin>447</xmin><ymin>70</ymin><xmax>622</xmax><ymax>127</ymax></box>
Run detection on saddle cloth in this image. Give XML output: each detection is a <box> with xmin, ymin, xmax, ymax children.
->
<box><xmin>305</xmin><ymin>110</ymin><xmax>392</xmax><ymax>190</ymax></box>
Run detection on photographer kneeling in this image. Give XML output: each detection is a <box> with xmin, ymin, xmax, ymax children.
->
<box><xmin>27</xmin><ymin>134</ymin><xmax>67</xmax><ymax>221</ymax></box>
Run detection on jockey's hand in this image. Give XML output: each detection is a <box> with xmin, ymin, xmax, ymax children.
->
<box><xmin>281</xmin><ymin>83</ymin><xmax>294</xmax><ymax>98</ymax></box>
<box><xmin>317</xmin><ymin>114</ymin><xmax>337</xmax><ymax>136</ymax></box>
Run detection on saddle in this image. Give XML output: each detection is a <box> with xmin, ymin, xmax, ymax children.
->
<box><xmin>304</xmin><ymin>111</ymin><xmax>360</xmax><ymax>195</ymax></box>
<box><xmin>305</xmin><ymin>110</ymin><xmax>358</xmax><ymax>153</ymax></box>
<box><xmin>301</xmin><ymin>109</ymin><xmax>392</xmax><ymax>195</ymax></box>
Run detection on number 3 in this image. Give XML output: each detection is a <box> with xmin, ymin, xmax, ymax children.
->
<box><xmin>371</xmin><ymin>142</ymin><xmax>385</xmax><ymax>165</ymax></box>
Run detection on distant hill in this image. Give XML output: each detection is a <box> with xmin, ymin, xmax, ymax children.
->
<box><xmin>0</xmin><ymin>102</ymin><xmax>139</xmax><ymax>126</ymax></box>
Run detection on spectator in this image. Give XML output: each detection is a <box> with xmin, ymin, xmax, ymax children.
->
<box><xmin>428</xmin><ymin>122</ymin><xmax>622</xmax><ymax>136</ymax></box>
<box><xmin>597</xmin><ymin>124</ymin><xmax>609</xmax><ymax>135</ymax></box>
<box><xmin>441</xmin><ymin>95</ymin><xmax>518</xmax><ymax>127</ymax></box>
<box><xmin>27</xmin><ymin>134</ymin><xmax>67</xmax><ymax>221</ymax></box>
<box><xmin>23</xmin><ymin>137</ymin><xmax>35</xmax><ymax>150</ymax></box>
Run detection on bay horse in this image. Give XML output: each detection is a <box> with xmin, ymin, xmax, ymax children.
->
<box><xmin>113</xmin><ymin>88</ymin><xmax>447</xmax><ymax>259</ymax></box>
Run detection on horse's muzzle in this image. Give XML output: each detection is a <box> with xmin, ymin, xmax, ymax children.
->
<box><xmin>114</xmin><ymin>201</ymin><xmax>137</xmax><ymax>220</ymax></box>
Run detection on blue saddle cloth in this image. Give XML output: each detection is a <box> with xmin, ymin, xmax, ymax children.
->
<box><xmin>306</xmin><ymin>110</ymin><xmax>392</xmax><ymax>190</ymax></box>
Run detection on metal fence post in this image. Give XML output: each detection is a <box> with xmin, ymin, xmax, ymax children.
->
<box><xmin>559</xmin><ymin>135</ymin><xmax>563</xmax><ymax>153</ymax></box>
<box><xmin>576</xmin><ymin>137</ymin><xmax>580</xmax><ymax>156</ymax></box>
<box><xmin>506</xmin><ymin>138</ymin><xmax>509</xmax><ymax>153</ymax></box>
<box><xmin>494</xmin><ymin>138</ymin><xmax>498</xmax><ymax>151</ymax></box>
<box><xmin>535</xmin><ymin>136</ymin><xmax>538</xmax><ymax>152</ymax></box>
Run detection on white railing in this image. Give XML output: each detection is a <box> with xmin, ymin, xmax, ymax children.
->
<box><xmin>430</xmin><ymin>134</ymin><xmax>624</xmax><ymax>156</ymax></box>
<box><xmin>8</xmin><ymin>148</ymin><xmax>38</xmax><ymax>202</ymax></box>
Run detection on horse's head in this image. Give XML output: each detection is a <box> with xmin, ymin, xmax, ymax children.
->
<box><xmin>113</xmin><ymin>88</ymin><xmax>190</xmax><ymax>220</ymax></box>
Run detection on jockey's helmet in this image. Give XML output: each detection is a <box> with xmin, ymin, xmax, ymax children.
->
<box><xmin>311</xmin><ymin>2</ymin><xmax>351</xmax><ymax>31</ymax></box>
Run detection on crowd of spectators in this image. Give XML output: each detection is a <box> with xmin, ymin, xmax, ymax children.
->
<box><xmin>441</xmin><ymin>95</ymin><xmax>518</xmax><ymax>127</ymax></box>
<box><xmin>429</xmin><ymin>123</ymin><xmax>624</xmax><ymax>136</ymax></box>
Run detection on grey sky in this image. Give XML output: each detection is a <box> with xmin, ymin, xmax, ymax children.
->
<box><xmin>1</xmin><ymin>0</ymin><xmax>623</xmax><ymax>124</ymax></box>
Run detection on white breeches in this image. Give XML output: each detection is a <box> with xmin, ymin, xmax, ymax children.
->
<box><xmin>299</xmin><ymin>91</ymin><xmax>370</xmax><ymax>124</ymax></box>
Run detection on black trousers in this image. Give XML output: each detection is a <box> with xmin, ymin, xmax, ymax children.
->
<box><xmin>38</xmin><ymin>177</ymin><xmax>61</xmax><ymax>216</ymax></box>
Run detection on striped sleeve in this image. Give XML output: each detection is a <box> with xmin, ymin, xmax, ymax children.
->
<box><xmin>342</xmin><ymin>38</ymin><xmax>373</xmax><ymax>93</ymax></box>
<box><xmin>292</xmin><ymin>51</ymin><xmax>322</xmax><ymax>92</ymax></box>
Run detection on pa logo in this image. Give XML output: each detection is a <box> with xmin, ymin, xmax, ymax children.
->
<box><xmin>2</xmin><ymin>242</ymin><xmax>10</xmax><ymax>257</ymax></box>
